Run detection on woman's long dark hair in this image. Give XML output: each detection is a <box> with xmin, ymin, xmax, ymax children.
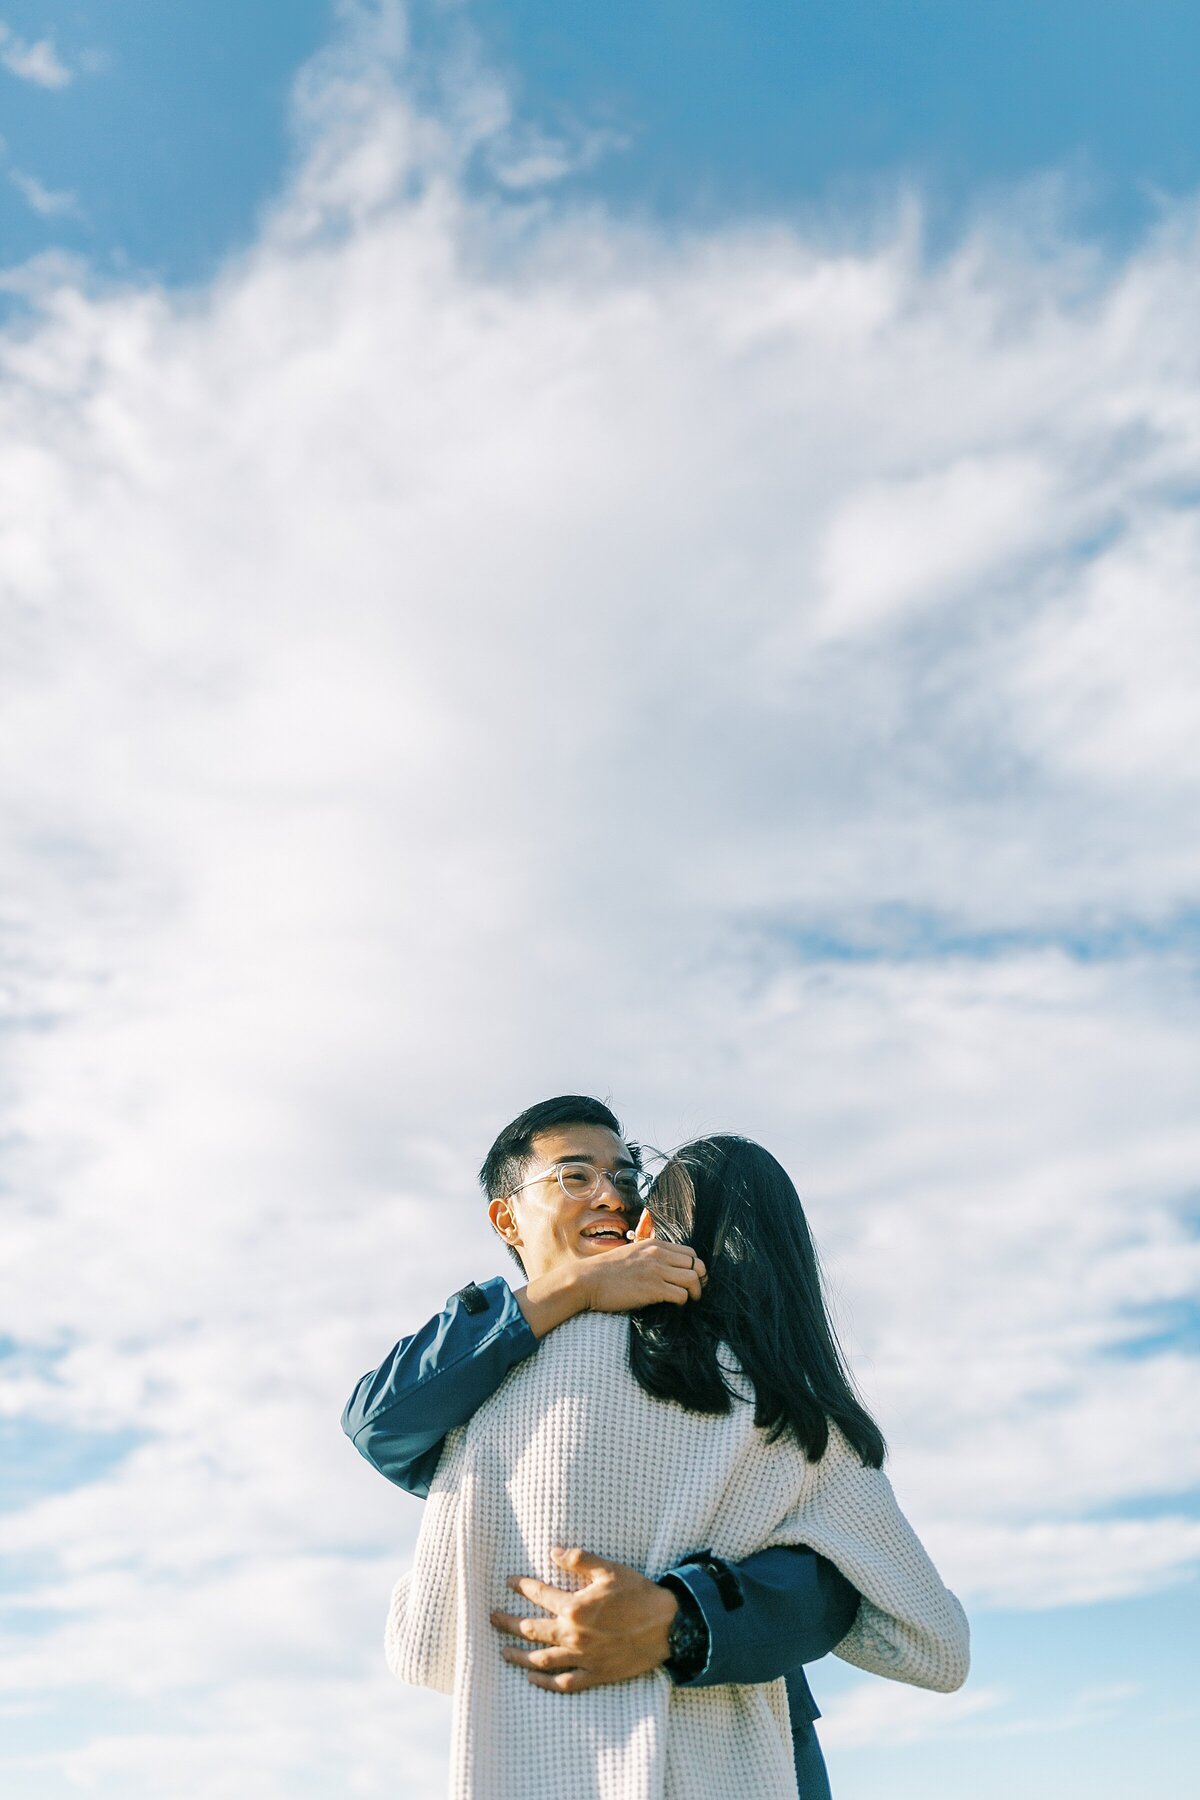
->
<box><xmin>628</xmin><ymin>1135</ymin><xmax>885</xmax><ymax>1467</ymax></box>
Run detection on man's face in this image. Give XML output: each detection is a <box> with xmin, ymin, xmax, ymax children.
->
<box><xmin>490</xmin><ymin>1124</ymin><xmax>640</xmax><ymax>1281</ymax></box>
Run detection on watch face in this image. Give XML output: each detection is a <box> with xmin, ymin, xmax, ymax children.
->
<box><xmin>663</xmin><ymin>1583</ymin><xmax>709</xmax><ymax>1680</ymax></box>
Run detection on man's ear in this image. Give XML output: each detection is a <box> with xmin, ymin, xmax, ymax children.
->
<box><xmin>487</xmin><ymin>1196</ymin><xmax>520</xmax><ymax>1247</ymax></box>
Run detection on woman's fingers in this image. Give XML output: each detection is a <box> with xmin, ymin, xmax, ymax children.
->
<box><xmin>655</xmin><ymin>1250</ymin><xmax>705</xmax><ymax>1304</ymax></box>
<box><xmin>584</xmin><ymin>1239</ymin><xmax>707</xmax><ymax>1311</ymax></box>
<box><xmin>633</xmin><ymin>1248</ymin><xmax>706</xmax><ymax>1306</ymax></box>
<box><xmin>654</xmin><ymin>1244</ymin><xmax>704</xmax><ymax>1272</ymax></box>
<box><xmin>638</xmin><ymin>1245</ymin><xmax>704</xmax><ymax>1278</ymax></box>
<box><xmin>660</xmin><ymin>1248</ymin><xmax>706</xmax><ymax>1283</ymax></box>
<box><xmin>675</xmin><ymin>1263</ymin><xmax>704</xmax><ymax>1302</ymax></box>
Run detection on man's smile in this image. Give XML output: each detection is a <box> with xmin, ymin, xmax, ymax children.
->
<box><xmin>579</xmin><ymin>1218</ymin><xmax>630</xmax><ymax>1247</ymax></box>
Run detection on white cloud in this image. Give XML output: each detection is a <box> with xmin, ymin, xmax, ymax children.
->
<box><xmin>486</xmin><ymin>120</ymin><xmax>628</xmax><ymax>190</ymax></box>
<box><xmin>819</xmin><ymin>1677</ymin><xmax>1006</xmax><ymax>1748</ymax></box>
<box><xmin>0</xmin><ymin>23</ymin><xmax>72</xmax><ymax>89</ymax></box>
<box><xmin>820</xmin><ymin>1672</ymin><xmax>1145</xmax><ymax>1752</ymax></box>
<box><xmin>932</xmin><ymin>1517</ymin><xmax>1200</xmax><ymax>1610</ymax></box>
<box><xmin>1013</xmin><ymin>509</ymin><xmax>1200</xmax><ymax>786</ymax></box>
<box><xmin>1</xmin><ymin>1</ymin><xmax>1199</xmax><ymax>1792</ymax></box>
<box><xmin>811</xmin><ymin>453</ymin><xmax>1053</xmax><ymax>638</ymax></box>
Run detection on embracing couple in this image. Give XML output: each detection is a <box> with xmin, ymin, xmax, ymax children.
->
<box><xmin>342</xmin><ymin>1096</ymin><xmax>969</xmax><ymax>1800</ymax></box>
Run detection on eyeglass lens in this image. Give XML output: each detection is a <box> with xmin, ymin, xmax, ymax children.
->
<box><xmin>557</xmin><ymin>1164</ymin><xmax>643</xmax><ymax>1201</ymax></box>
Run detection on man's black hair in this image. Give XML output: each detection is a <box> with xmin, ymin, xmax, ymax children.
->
<box><xmin>480</xmin><ymin>1095</ymin><xmax>633</xmax><ymax>1271</ymax></box>
<box><xmin>479</xmin><ymin>1094</ymin><xmax>630</xmax><ymax>1201</ymax></box>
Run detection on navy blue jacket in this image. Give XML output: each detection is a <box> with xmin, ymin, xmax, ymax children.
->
<box><xmin>343</xmin><ymin>1276</ymin><xmax>860</xmax><ymax>1797</ymax></box>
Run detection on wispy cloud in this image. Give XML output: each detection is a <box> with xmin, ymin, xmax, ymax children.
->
<box><xmin>486</xmin><ymin>119</ymin><xmax>628</xmax><ymax>191</ymax></box>
<box><xmin>8</xmin><ymin>167</ymin><xmax>80</xmax><ymax>217</ymax></box>
<box><xmin>820</xmin><ymin>1674</ymin><xmax>1145</xmax><ymax>1750</ymax></box>
<box><xmin>820</xmin><ymin>1678</ymin><xmax>1007</xmax><ymax>1748</ymax></box>
<box><xmin>0</xmin><ymin>2</ymin><xmax>1198</xmax><ymax>1793</ymax></box>
<box><xmin>0</xmin><ymin>21</ymin><xmax>72</xmax><ymax>89</ymax></box>
<box><xmin>933</xmin><ymin>1516</ymin><xmax>1200</xmax><ymax>1610</ymax></box>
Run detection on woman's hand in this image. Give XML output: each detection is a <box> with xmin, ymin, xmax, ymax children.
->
<box><xmin>515</xmin><ymin>1211</ymin><xmax>705</xmax><ymax>1338</ymax></box>
<box><xmin>579</xmin><ymin>1220</ymin><xmax>706</xmax><ymax>1314</ymax></box>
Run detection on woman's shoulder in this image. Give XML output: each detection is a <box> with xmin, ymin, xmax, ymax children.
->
<box><xmin>806</xmin><ymin>1416</ymin><xmax>891</xmax><ymax>1497</ymax></box>
<box><xmin>466</xmin><ymin>1309</ymin><xmax>627</xmax><ymax>1418</ymax></box>
<box><xmin>713</xmin><ymin>1338</ymin><xmax>754</xmax><ymax>1399</ymax></box>
<box><xmin>458</xmin><ymin>1311</ymin><xmax>662</xmax><ymax>1460</ymax></box>
<box><xmin>536</xmin><ymin>1309</ymin><xmax>628</xmax><ymax>1367</ymax></box>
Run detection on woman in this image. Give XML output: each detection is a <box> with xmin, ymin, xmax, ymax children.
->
<box><xmin>388</xmin><ymin>1135</ymin><xmax>969</xmax><ymax>1800</ymax></box>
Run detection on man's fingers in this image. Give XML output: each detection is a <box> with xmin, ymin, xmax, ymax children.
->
<box><xmin>501</xmin><ymin>1645</ymin><xmax>580</xmax><ymax>1672</ymax></box>
<box><xmin>504</xmin><ymin>1575</ymin><xmax>571</xmax><ymax>1615</ymax></box>
<box><xmin>550</xmin><ymin>1545</ymin><xmax>620</xmax><ymax>1577</ymax></box>
<box><xmin>490</xmin><ymin>1608</ymin><xmax>561</xmax><ymax>1643</ymax></box>
<box><xmin>525</xmin><ymin>1668</ymin><xmax>596</xmax><ymax>1693</ymax></box>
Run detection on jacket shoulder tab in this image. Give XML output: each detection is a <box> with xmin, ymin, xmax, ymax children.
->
<box><xmin>451</xmin><ymin>1281</ymin><xmax>490</xmax><ymax>1316</ymax></box>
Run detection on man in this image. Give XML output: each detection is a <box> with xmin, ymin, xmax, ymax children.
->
<box><xmin>343</xmin><ymin>1096</ymin><xmax>860</xmax><ymax>1798</ymax></box>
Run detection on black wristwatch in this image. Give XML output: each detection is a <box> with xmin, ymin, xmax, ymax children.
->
<box><xmin>657</xmin><ymin>1575</ymin><xmax>710</xmax><ymax>1684</ymax></box>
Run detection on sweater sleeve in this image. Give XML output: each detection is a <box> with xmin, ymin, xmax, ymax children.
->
<box><xmin>383</xmin><ymin>1428</ymin><xmax>468</xmax><ymax>1694</ymax></box>
<box><xmin>779</xmin><ymin>1425</ymin><xmax>970</xmax><ymax>1694</ymax></box>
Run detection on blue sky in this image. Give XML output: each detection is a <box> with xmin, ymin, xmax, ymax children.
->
<box><xmin>1</xmin><ymin>4</ymin><xmax>1198</xmax><ymax>1797</ymax></box>
<box><xmin>0</xmin><ymin>1</ymin><xmax>331</xmax><ymax>280</ymax></box>
<box><xmin>4</xmin><ymin>1</ymin><xmax>1200</xmax><ymax>282</ymax></box>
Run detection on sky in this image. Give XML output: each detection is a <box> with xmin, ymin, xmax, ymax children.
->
<box><xmin>1</xmin><ymin>2</ymin><xmax>1198</xmax><ymax>1795</ymax></box>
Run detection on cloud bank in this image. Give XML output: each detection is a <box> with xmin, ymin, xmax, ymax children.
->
<box><xmin>1</xmin><ymin>3</ymin><xmax>1197</xmax><ymax>1793</ymax></box>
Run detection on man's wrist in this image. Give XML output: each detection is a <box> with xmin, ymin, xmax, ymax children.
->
<box><xmin>656</xmin><ymin>1576</ymin><xmax>710</xmax><ymax>1684</ymax></box>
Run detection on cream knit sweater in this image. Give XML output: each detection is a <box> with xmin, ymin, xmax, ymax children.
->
<box><xmin>387</xmin><ymin>1312</ymin><xmax>969</xmax><ymax>1800</ymax></box>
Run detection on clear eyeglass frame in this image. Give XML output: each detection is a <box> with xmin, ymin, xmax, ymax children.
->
<box><xmin>507</xmin><ymin>1160</ymin><xmax>649</xmax><ymax>1205</ymax></box>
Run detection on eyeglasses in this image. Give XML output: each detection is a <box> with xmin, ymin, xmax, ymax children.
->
<box><xmin>508</xmin><ymin>1160</ymin><xmax>648</xmax><ymax>1205</ymax></box>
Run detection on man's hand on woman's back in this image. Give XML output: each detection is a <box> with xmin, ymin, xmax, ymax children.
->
<box><xmin>491</xmin><ymin>1546</ymin><xmax>679</xmax><ymax>1691</ymax></box>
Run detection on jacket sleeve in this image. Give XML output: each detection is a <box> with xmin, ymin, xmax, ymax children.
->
<box><xmin>665</xmin><ymin>1545</ymin><xmax>860</xmax><ymax>1695</ymax></box>
<box><xmin>786</xmin><ymin>1424</ymin><xmax>970</xmax><ymax>1694</ymax></box>
<box><xmin>341</xmin><ymin>1277</ymin><xmax>538</xmax><ymax>1497</ymax></box>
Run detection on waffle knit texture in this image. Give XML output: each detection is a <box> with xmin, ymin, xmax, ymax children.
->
<box><xmin>386</xmin><ymin>1312</ymin><xmax>969</xmax><ymax>1800</ymax></box>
